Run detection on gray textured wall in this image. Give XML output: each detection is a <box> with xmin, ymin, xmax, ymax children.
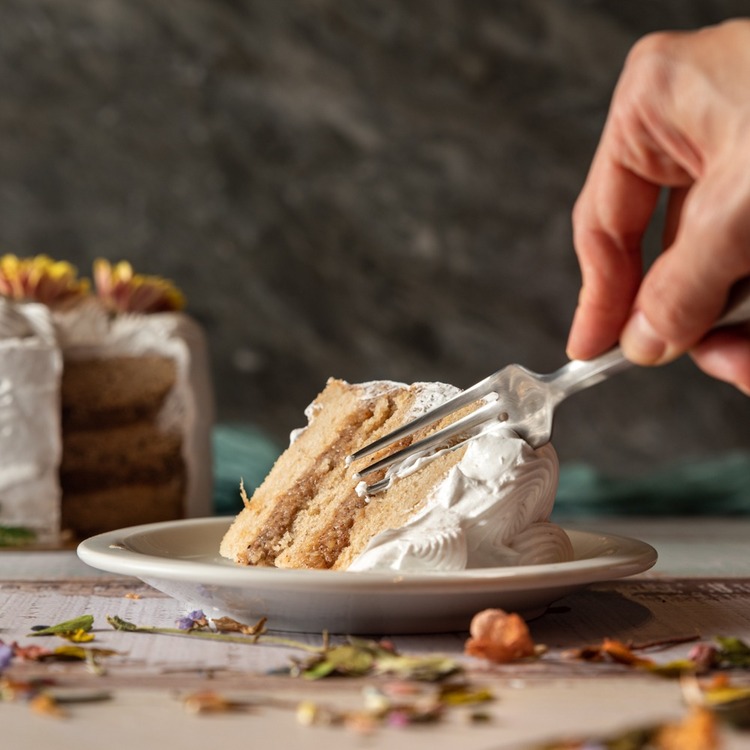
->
<box><xmin>1</xmin><ymin>1</ymin><xmax>748</xmax><ymax>474</ymax></box>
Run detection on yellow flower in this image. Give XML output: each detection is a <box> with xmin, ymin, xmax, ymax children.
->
<box><xmin>0</xmin><ymin>254</ymin><xmax>90</xmax><ymax>306</ymax></box>
<box><xmin>93</xmin><ymin>258</ymin><xmax>185</xmax><ymax>313</ymax></box>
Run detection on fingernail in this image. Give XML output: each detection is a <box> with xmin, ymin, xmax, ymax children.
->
<box><xmin>621</xmin><ymin>310</ymin><xmax>673</xmax><ymax>365</ymax></box>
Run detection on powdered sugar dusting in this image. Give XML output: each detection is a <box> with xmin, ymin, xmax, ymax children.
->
<box><xmin>404</xmin><ymin>381</ymin><xmax>461</xmax><ymax>418</ymax></box>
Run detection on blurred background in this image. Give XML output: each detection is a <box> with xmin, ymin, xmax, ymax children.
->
<box><xmin>1</xmin><ymin>0</ymin><xmax>748</xmax><ymax>504</ymax></box>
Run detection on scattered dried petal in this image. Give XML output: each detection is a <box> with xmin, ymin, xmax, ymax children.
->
<box><xmin>655</xmin><ymin>707</ymin><xmax>719</xmax><ymax>750</ymax></box>
<box><xmin>345</xmin><ymin>712</ymin><xmax>379</xmax><ymax>734</ymax></box>
<box><xmin>13</xmin><ymin>643</ymin><xmax>53</xmax><ymax>661</ymax></box>
<box><xmin>212</xmin><ymin>616</ymin><xmax>267</xmax><ymax>636</ymax></box>
<box><xmin>464</xmin><ymin>609</ymin><xmax>536</xmax><ymax>664</ymax></box>
<box><xmin>59</xmin><ymin>629</ymin><xmax>95</xmax><ymax>643</ymax></box>
<box><xmin>714</xmin><ymin>636</ymin><xmax>750</xmax><ymax>668</ymax></box>
<box><xmin>296</xmin><ymin>700</ymin><xmax>339</xmax><ymax>726</ymax></box>
<box><xmin>439</xmin><ymin>683</ymin><xmax>494</xmax><ymax>706</ymax></box>
<box><xmin>176</xmin><ymin>610</ymin><xmax>209</xmax><ymax>631</ymax></box>
<box><xmin>0</xmin><ymin>642</ymin><xmax>13</xmax><ymax>671</ymax></box>
<box><xmin>183</xmin><ymin>691</ymin><xmax>233</xmax><ymax>714</ymax></box>
<box><xmin>1</xmin><ymin>677</ymin><xmax>56</xmax><ymax>701</ymax></box>
<box><xmin>28</xmin><ymin>615</ymin><xmax>95</xmax><ymax>638</ymax></box>
<box><xmin>600</xmin><ymin>639</ymin><xmax>654</xmax><ymax>668</ymax></box>
<box><xmin>29</xmin><ymin>692</ymin><xmax>66</xmax><ymax>719</ymax></box>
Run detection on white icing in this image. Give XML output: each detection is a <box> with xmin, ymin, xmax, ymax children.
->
<box><xmin>348</xmin><ymin>390</ymin><xmax>572</xmax><ymax>572</ymax></box>
<box><xmin>0</xmin><ymin>301</ymin><xmax>62</xmax><ymax>542</ymax></box>
<box><xmin>299</xmin><ymin>380</ymin><xmax>461</xmax><ymax>455</ymax></box>
<box><xmin>0</xmin><ymin>299</ymin><xmax>58</xmax><ymax>344</ymax></box>
<box><xmin>0</xmin><ymin>298</ymin><xmax>35</xmax><ymax>339</ymax></box>
<box><xmin>407</xmin><ymin>381</ymin><xmax>461</xmax><ymax>417</ymax></box>
<box><xmin>52</xmin><ymin>299</ymin><xmax>110</xmax><ymax>347</ymax></box>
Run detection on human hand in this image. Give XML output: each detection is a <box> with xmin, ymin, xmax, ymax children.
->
<box><xmin>567</xmin><ymin>19</ymin><xmax>750</xmax><ymax>394</ymax></box>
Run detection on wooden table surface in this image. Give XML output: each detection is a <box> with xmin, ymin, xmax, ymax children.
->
<box><xmin>2</xmin><ymin>517</ymin><xmax>750</xmax><ymax>749</ymax></box>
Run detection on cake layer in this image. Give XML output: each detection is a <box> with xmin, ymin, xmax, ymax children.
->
<box><xmin>60</xmin><ymin>422</ymin><xmax>184</xmax><ymax>492</ymax></box>
<box><xmin>219</xmin><ymin>379</ymin><xmax>401</xmax><ymax>567</ymax></box>
<box><xmin>61</xmin><ymin>356</ymin><xmax>177</xmax><ymax>429</ymax></box>
<box><xmin>61</xmin><ymin>477</ymin><xmax>184</xmax><ymax>539</ymax></box>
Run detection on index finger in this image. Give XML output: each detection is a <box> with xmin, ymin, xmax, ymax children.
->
<box><xmin>567</xmin><ymin>145</ymin><xmax>661</xmax><ymax>360</ymax></box>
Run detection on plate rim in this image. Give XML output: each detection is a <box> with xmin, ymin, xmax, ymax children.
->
<box><xmin>77</xmin><ymin>516</ymin><xmax>658</xmax><ymax>593</ymax></box>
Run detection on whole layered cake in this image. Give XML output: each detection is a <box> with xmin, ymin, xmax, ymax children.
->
<box><xmin>0</xmin><ymin>255</ymin><xmax>214</xmax><ymax>544</ymax></box>
<box><xmin>220</xmin><ymin>378</ymin><xmax>572</xmax><ymax>571</ymax></box>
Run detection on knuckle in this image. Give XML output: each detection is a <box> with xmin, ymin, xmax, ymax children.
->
<box><xmin>626</xmin><ymin>30</ymin><xmax>678</xmax><ymax>67</ymax></box>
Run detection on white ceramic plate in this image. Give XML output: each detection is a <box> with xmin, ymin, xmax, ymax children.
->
<box><xmin>77</xmin><ymin>517</ymin><xmax>657</xmax><ymax>634</ymax></box>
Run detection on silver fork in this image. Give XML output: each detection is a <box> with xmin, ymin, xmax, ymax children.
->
<box><xmin>350</xmin><ymin>280</ymin><xmax>750</xmax><ymax>494</ymax></box>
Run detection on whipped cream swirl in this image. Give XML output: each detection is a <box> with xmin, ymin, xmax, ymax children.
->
<box><xmin>348</xmin><ymin>421</ymin><xmax>572</xmax><ymax>572</ymax></box>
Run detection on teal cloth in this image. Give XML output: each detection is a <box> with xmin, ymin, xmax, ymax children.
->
<box><xmin>213</xmin><ymin>424</ymin><xmax>282</xmax><ymax>516</ymax></box>
<box><xmin>212</xmin><ymin>423</ymin><xmax>750</xmax><ymax>518</ymax></box>
<box><xmin>554</xmin><ymin>452</ymin><xmax>750</xmax><ymax>518</ymax></box>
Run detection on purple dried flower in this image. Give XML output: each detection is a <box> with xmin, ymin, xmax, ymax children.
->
<box><xmin>688</xmin><ymin>642</ymin><xmax>719</xmax><ymax>671</ymax></box>
<box><xmin>176</xmin><ymin>610</ymin><xmax>208</xmax><ymax>631</ymax></box>
<box><xmin>0</xmin><ymin>641</ymin><xmax>13</xmax><ymax>671</ymax></box>
<box><xmin>386</xmin><ymin>710</ymin><xmax>411</xmax><ymax>728</ymax></box>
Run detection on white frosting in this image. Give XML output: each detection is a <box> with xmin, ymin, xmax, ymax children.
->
<box><xmin>0</xmin><ymin>298</ymin><xmax>214</xmax><ymax>541</ymax></box>
<box><xmin>347</xmin><ymin>383</ymin><xmax>572</xmax><ymax>572</ymax></box>
<box><xmin>0</xmin><ymin>302</ymin><xmax>62</xmax><ymax>542</ymax></box>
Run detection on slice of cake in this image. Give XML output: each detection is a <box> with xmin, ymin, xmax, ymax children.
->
<box><xmin>220</xmin><ymin>378</ymin><xmax>572</xmax><ymax>571</ymax></box>
<box><xmin>0</xmin><ymin>255</ymin><xmax>214</xmax><ymax>544</ymax></box>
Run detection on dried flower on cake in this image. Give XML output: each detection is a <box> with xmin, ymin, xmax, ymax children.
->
<box><xmin>0</xmin><ymin>254</ymin><xmax>90</xmax><ymax>307</ymax></box>
<box><xmin>464</xmin><ymin>609</ymin><xmax>537</xmax><ymax>664</ymax></box>
<box><xmin>93</xmin><ymin>258</ymin><xmax>185</xmax><ymax>313</ymax></box>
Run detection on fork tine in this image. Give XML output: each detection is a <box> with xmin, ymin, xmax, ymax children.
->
<box><xmin>353</xmin><ymin>398</ymin><xmax>505</xmax><ymax>481</ymax></box>
<box><xmin>347</xmin><ymin>372</ymin><xmax>501</xmax><ymax>466</ymax></box>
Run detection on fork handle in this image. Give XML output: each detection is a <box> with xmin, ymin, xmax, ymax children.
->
<box><xmin>548</xmin><ymin>348</ymin><xmax>631</xmax><ymax>401</ymax></box>
<box><xmin>551</xmin><ymin>276</ymin><xmax>750</xmax><ymax>401</ymax></box>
